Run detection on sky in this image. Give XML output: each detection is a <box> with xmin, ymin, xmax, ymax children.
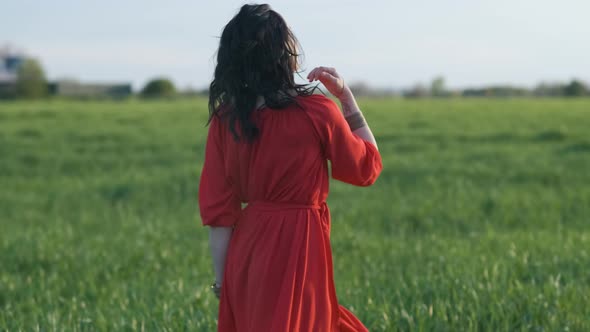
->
<box><xmin>2</xmin><ymin>0</ymin><xmax>589</xmax><ymax>91</ymax></box>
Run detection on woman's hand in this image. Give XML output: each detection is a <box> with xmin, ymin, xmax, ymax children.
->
<box><xmin>307</xmin><ymin>66</ymin><xmax>351</xmax><ymax>99</ymax></box>
<box><xmin>308</xmin><ymin>67</ymin><xmax>378</xmax><ymax>149</ymax></box>
<box><xmin>211</xmin><ymin>281</ymin><xmax>222</xmax><ymax>299</ymax></box>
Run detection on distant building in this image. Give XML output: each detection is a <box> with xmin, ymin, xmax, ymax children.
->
<box><xmin>1</xmin><ymin>44</ymin><xmax>133</xmax><ymax>99</ymax></box>
<box><xmin>0</xmin><ymin>47</ymin><xmax>24</xmax><ymax>83</ymax></box>
<box><xmin>0</xmin><ymin>45</ymin><xmax>26</xmax><ymax>98</ymax></box>
<box><xmin>50</xmin><ymin>80</ymin><xmax>132</xmax><ymax>99</ymax></box>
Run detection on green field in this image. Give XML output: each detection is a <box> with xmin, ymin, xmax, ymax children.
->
<box><xmin>1</xmin><ymin>98</ymin><xmax>589</xmax><ymax>331</ymax></box>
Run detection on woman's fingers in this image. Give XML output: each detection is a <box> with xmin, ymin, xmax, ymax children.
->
<box><xmin>310</xmin><ymin>67</ymin><xmax>323</xmax><ymax>82</ymax></box>
<box><xmin>307</xmin><ymin>67</ymin><xmax>320</xmax><ymax>81</ymax></box>
<box><xmin>308</xmin><ymin>66</ymin><xmax>344</xmax><ymax>96</ymax></box>
<box><xmin>308</xmin><ymin>66</ymin><xmax>338</xmax><ymax>82</ymax></box>
<box><xmin>307</xmin><ymin>67</ymin><xmax>325</xmax><ymax>81</ymax></box>
<box><xmin>307</xmin><ymin>66</ymin><xmax>346</xmax><ymax>96</ymax></box>
<box><xmin>307</xmin><ymin>68</ymin><xmax>320</xmax><ymax>82</ymax></box>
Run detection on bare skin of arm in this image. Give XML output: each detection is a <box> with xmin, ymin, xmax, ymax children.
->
<box><xmin>209</xmin><ymin>227</ymin><xmax>232</xmax><ymax>287</ymax></box>
<box><xmin>307</xmin><ymin>66</ymin><xmax>378</xmax><ymax>150</ymax></box>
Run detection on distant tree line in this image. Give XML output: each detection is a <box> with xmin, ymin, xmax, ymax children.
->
<box><xmin>2</xmin><ymin>58</ymin><xmax>588</xmax><ymax>100</ymax></box>
<box><xmin>459</xmin><ymin>80</ymin><xmax>589</xmax><ymax>98</ymax></box>
<box><xmin>0</xmin><ymin>56</ymin><xmax>207</xmax><ymax>100</ymax></box>
<box><xmin>400</xmin><ymin>77</ymin><xmax>590</xmax><ymax>98</ymax></box>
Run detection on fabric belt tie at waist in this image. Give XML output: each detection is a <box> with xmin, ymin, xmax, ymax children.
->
<box><xmin>242</xmin><ymin>201</ymin><xmax>330</xmax><ymax>232</ymax></box>
<box><xmin>245</xmin><ymin>201</ymin><xmax>325</xmax><ymax>211</ymax></box>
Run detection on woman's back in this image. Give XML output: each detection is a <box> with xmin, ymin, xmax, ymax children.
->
<box><xmin>200</xmin><ymin>94</ymin><xmax>382</xmax><ymax>227</ymax></box>
<box><xmin>224</xmin><ymin>94</ymin><xmax>330</xmax><ymax>205</ymax></box>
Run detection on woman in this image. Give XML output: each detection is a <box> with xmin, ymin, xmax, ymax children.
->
<box><xmin>199</xmin><ymin>4</ymin><xmax>382</xmax><ymax>331</ymax></box>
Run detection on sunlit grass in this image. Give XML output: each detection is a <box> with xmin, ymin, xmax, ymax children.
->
<box><xmin>1</xmin><ymin>97</ymin><xmax>589</xmax><ymax>330</ymax></box>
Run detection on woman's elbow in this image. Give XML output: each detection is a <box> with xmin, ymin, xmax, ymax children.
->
<box><xmin>360</xmin><ymin>158</ymin><xmax>383</xmax><ymax>186</ymax></box>
<box><xmin>358</xmin><ymin>172</ymin><xmax>381</xmax><ymax>187</ymax></box>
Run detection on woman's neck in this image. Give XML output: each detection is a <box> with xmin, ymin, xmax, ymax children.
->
<box><xmin>255</xmin><ymin>89</ymin><xmax>297</xmax><ymax>109</ymax></box>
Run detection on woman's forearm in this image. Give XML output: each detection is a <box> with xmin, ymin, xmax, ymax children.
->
<box><xmin>209</xmin><ymin>226</ymin><xmax>233</xmax><ymax>284</ymax></box>
<box><xmin>338</xmin><ymin>88</ymin><xmax>378</xmax><ymax>149</ymax></box>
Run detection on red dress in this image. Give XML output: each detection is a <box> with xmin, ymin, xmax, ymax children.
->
<box><xmin>199</xmin><ymin>94</ymin><xmax>383</xmax><ymax>331</ymax></box>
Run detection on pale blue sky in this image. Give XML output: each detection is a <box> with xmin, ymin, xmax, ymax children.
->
<box><xmin>3</xmin><ymin>0</ymin><xmax>589</xmax><ymax>90</ymax></box>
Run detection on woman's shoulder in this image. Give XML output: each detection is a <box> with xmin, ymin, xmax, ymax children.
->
<box><xmin>298</xmin><ymin>93</ymin><xmax>336</xmax><ymax>105</ymax></box>
<box><xmin>294</xmin><ymin>94</ymin><xmax>343</xmax><ymax>134</ymax></box>
<box><xmin>297</xmin><ymin>94</ymin><xmax>339</xmax><ymax>115</ymax></box>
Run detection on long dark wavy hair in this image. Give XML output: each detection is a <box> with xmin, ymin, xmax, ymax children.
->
<box><xmin>208</xmin><ymin>4</ymin><xmax>317</xmax><ymax>142</ymax></box>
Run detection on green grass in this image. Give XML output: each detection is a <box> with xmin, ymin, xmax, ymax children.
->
<box><xmin>1</xmin><ymin>97</ymin><xmax>589</xmax><ymax>331</ymax></box>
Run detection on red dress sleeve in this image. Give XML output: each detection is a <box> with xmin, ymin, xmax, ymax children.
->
<box><xmin>310</xmin><ymin>96</ymin><xmax>383</xmax><ymax>186</ymax></box>
<box><xmin>198</xmin><ymin>115</ymin><xmax>241</xmax><ymax>227</ymax></box>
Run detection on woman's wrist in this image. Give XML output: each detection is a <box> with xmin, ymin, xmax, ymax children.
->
<box><xmin>337</xmin><ymin>85</ymin><xmax>354</xmax><ymax>103</ymax></box>
<box><xmin>338</xmin><ymin>87</ymin><xmax>362</xmax><ymax>118</ymax></box>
